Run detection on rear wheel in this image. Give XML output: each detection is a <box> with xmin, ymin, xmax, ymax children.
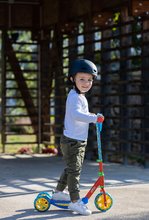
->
<box><xmin>34</xmin><ymin>195</ymin><xmax>50</xmax><ymax>212</ymax></box>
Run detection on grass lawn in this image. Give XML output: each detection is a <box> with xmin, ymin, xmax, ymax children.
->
<box><xmin>0</xmin><ymin>134</ymin><xmax>40</xmax><ymax>154</ymax></box>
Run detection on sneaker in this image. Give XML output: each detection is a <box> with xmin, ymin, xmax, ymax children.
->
<box><xmin>52</xmin><ymin>191</ymin><xmax>70</xmax><ymax>201</ymax></box>
<box><xmin>68</xmin><ymin>199</ymin><xmax>92</xmax><ymax>215</ymax></box>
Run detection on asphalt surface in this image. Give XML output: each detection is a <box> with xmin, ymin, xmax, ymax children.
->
<box><xmin>0</xmin><ymin>154</ymin><xmax>149</xmax><ymax>220</ymax></box>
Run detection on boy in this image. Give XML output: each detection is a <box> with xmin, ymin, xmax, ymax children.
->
<box><xmin>53</xmin><ymin>59</ymin><xmax>104</xmax><ymax>215</ymax></box>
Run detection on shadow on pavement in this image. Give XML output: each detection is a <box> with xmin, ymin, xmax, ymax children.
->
<box><xmin>1</xmin><ymin>208</ymin><xmax>81</xmax><ymax>220</ymax></box>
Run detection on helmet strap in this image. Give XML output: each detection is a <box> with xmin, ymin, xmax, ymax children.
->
<box><xmin>74</xmin><ymin>84</ymin><xmax>81</xmax><ymax>94</ymax></box>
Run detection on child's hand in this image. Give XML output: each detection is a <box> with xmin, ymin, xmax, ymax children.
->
<box><xmin>97</xmin><ymin>113</ymin><xmax>104</xmax><ymax>123</ymax></box>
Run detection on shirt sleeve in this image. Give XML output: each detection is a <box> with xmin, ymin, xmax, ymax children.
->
<box><xmin>70</xmin><ymin>95</ymin><xmax>97</xmax><ymax>123</ymax></box>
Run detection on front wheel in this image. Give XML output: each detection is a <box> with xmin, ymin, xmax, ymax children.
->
<box><xmin>94</xmin><ymin>192</ymin><xmax>113</xmax><ymax>212</ymax></box>
<box><xmin>34</xmin><ymin>195</ymin><xmax>50</xmax><ymax>212</ymax></box>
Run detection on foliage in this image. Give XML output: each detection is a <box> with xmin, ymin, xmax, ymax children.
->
<box><xmin>17</xmin><ymin>146</ymin><xmax>33</xmax><ymax>154</ymax></box>
<box><xmin>112</xmin><ymin>12</ymin><xmax>120</xmax><ymax>31</ymax></box>
<box><xmin>42</xmin><ymin>145</ymin><xmax>58</xmax><ymax>155</ymax></box>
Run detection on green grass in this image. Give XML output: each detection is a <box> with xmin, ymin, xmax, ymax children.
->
<box><xmin>0</xmin><ymin>133</ymin><xmax>56</xmax><ymax>154</ymax></box>
<box><xmin>0</xmin><ymin>134</ymin><xmax>40</xmax><ymax>154</ymax></box>
<box><xmin>0</xmin><ymin>116</ymin><xmax>56</xmax><ymax>154</ymax></box>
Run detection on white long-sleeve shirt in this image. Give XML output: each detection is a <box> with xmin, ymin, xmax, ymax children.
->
<box><xmin>63</xmin><ymin>89</ymin><xmax>97</xmax><ymax>141</ymax></box>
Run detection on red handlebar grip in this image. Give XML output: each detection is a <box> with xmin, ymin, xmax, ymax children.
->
<box><xmin>97</xmin><ymin>117</ymin><xmax>104</xmax><ymax>123</ymax></box>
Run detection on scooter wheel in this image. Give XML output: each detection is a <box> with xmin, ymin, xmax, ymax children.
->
<box><xmin>34</xmin><ymin>195</ymin><xmax>50</xmax><ymax>212</ymax></box>
<box><xmin>94</xmin><ymin>192</ymin><xmax>113</xmax><ymax>212</ymax></box>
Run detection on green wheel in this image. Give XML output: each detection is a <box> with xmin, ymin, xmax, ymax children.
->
<box><xmin>34</xmin><ymin>195</ymin><xmax>50</xmax><ymax>212</ymax></box>
<box><xmin>94</xmin><ymin>192</ymin><xmax>113</xmax><ymax>212</ymax></box>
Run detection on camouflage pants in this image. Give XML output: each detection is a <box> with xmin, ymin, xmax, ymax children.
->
<box><xmin>56</xmin><ymin>135</ymin><xmax>87</xmax><ymax>201</ymax></box>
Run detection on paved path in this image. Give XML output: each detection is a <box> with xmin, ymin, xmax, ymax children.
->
<box><xmin>0</xmin><ymin>154</ymin><xmax>149</xmax><ymax>220</ymax></box>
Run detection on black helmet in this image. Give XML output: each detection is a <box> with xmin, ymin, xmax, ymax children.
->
<box><xmin>69</xmin><ymin>59</ymin><xmax>98</xmax><ymax>79</ymax></box>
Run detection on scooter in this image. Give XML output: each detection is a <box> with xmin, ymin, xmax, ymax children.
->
<box><xmin>34</xmin><ymin>121</ymin><xmax>113</xmax><ymax>212</ymax></box>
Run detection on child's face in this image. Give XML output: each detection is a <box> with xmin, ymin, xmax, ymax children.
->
<box><xmin>73</xmin><ymin>72</ymin><xmax>93</xmax><ymax>93</ymax></box>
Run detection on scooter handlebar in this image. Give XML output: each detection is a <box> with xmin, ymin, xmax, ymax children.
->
<box><xmin>97</xmin><ymin>113</ymin><xmax>104</xmax><ymax>123</ymax></box>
